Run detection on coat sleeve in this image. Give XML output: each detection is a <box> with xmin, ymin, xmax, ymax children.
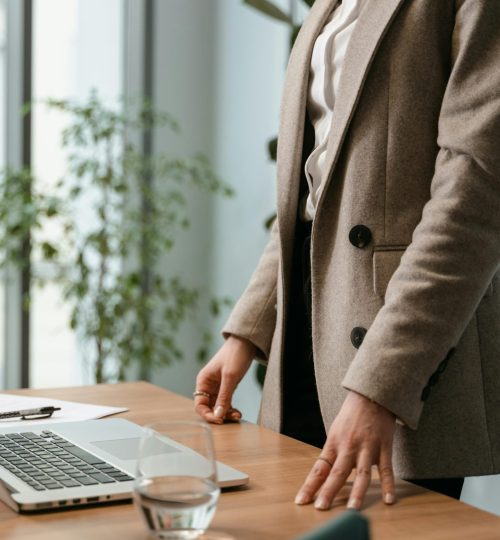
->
<box><xmin>221</xmin><ymin>219</ymin><xmax>280</xmax><ymax>362</ymax></box>
<box><xmin>342</xmin><ymin>0</ymin><xmax>500</xmax><ymax>429</ymax></box>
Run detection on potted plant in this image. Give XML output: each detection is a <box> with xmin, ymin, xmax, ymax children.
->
<box><xmin>0</xmin><ymin>90</ymin><xmax>233</xmax><ymax>383</ymax></box>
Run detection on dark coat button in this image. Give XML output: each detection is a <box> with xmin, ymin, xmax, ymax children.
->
<box><xmin>421</xmin><ymin>386</ymin><xmax>431</xmax><ymax>401</ymax></box>
<box><xmin>349</xmin><ymin>225</ymin><xmax>372</xmax><ymax>248</ymax></box>
<box><xmin>351</xmin><ymin>327</ymin><xmax>367</xmax><ymax>349</ymax></box>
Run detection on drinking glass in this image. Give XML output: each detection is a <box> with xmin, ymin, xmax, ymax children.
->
<box><xmin>134</xmin><ymin>420</ymin><xmax>221</xmax><ymax>539</ymax></box>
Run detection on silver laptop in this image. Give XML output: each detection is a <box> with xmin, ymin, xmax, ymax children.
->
<box><xmin>0</xmin><ymin>418</ymin><xmax>248</xmax><ymax>512</ymax></box>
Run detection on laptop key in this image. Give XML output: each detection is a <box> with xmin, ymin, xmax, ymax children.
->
<box><xmin>52</xmin><ymin>474</ymin><xmax>70</xmax><ymax>480</ymax></box>
<box><xmin>44</xmin><ymin>483</ymin><xmax>63</xmax><ymax>490</ymax></box>
<box><xmin>75</xmin><ymin>465</ymin><xmax>96</xmax><ymax>473</ymax></box>
<box><xmin>112</xmin><ymin>474</ymin><xmax>134</xmax><ymax>482</ymax></box>
<box><xmin>25</xmin><ymin>459</ymin><xmax>45</xmax><ymax>465</ymax></box>
<box><xmin>93</xmin><ymin>464</ymin><xmax>118</xmax><ymax>471</ymax></box>
<box><xmin>89</xmin><ymin>473</ymin><xmax>115</xmax><ymax>483</ymax></box>
<box><xmin>67</xmin><ymin>471</ymin><xmax>85</xmax><ymax>478</ymax></box>
<box><xmin>39</xmin><ymin>479</ymin><xmax>60</xmax><ymax>486</ymax></box>
<box><xmin>60</xmin><ymin>479</ymin><xmax>81</xmax><ymax>488</ymax></box>
<box><xmin>62</xmin><ymin>447</ymin><xmax>105</xmax><ymax>465</ymax></box>
<box><xmin>77</xmin><ymin>477</ymin><xmax>98</xmax><ymax>486</ymax></box>
<box><xmin>17</xmin><ymin>465</ymin><xmax>37</xmax><ymax>472</ymax></box>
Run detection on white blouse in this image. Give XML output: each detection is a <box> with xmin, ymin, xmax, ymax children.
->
<box><xmin>302</xmin><ymin>0</ymin><xmax>368</xmax><ymax>221</ymax></box>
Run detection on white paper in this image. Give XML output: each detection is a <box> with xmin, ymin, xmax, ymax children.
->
<box><xmin>0</xmin><ymin>394</ymin><xmax>128</xmax><ymax>428</ymax></box>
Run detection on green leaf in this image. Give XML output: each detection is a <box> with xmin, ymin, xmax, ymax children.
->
<box><xmin>267</xmin><ymin>136</ymin><xmax>278</xmax><ymax>162</ymax></box>
<box><xmin>264</xmin><ymin>213</ymin><xmax>277</xmax><ymax>231</ymax></box>
<box><xmin>210</xmin><ymin>299</ymin><xmax>220</xmax><ymax>317</ymax></box>
<box><xmin>290</xmin><ymin>24</ymin><xmax>302</xmax><ymax>49</ymax></box>
<box><xmin>243</xmin><ymin>0</ymin><xmax>293</xmax><ymax>24</ymax></box>
<box><xmin>197</xmin><ymin>347</ymin><xmax>208</xmax><ymax>363</ymax></box>
<box><xmin>41</xmin><ymin>242</ymin><xmax>58</xmax><ymax>260</ymax></box>
<box><xmin>21</xmin><ymin>101</ymin><xmax>32</xmax><ymax>116</ymax></box>
<box><xmin>302</xmin><ymin>0</ymin><xmax>316</xmax><ymax>7</ymax></box>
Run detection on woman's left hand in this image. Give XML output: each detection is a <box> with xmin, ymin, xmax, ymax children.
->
<box><xmin>294</xmin><ymin>390</ymin><xmax>397</xmax><ymax>511</ymax></box>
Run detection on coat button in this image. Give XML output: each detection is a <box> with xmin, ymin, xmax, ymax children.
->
<box><xmin>349</xmin><ymin>225</ymin><xmax>372</xmax><ymax>248</ymax></box>
<box><xmin>351</xmin><ymin>327</ymin><xmax>367</xmax><ymax>349</ymax></box>
<box><xmin>421</xmin><ymin>386</ymin><xmax>431</xmax><ymax>401</ymax></box>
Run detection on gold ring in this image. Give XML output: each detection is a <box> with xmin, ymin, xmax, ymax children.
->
<box><xmin>317</xmin><ymin>456</ymin><xmax>333</xmax><ymax>468</ymax></box>
<box><xmin>193</xmin><ymin>390</ymin><xmax>211</xmax><ymax>399</ymax></box>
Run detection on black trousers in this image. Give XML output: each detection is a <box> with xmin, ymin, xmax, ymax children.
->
<box><xmin>281</xmin><ymin>218</ymin><xmax>464</xmax><ymax>500</ymax></box>
<box><xmin>282</xmin><ymin>219</ymin><xmax>326</xmax><ymax>449</ymax></box>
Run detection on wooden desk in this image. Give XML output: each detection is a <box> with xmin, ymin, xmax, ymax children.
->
<box><xmin>0</xmin><ymin>382</ymin><xmax>499</xmax><ymax>539</ymax></box>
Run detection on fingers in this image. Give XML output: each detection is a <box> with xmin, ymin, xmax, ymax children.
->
<box><xmin>294</xmin><ymin>392</ymin><xmax>397</xmax><ymax>511</ymax></box>
<box><xmin>194</xmin><ymin>394</ymin><xmax>221</xmax><ymax>424</ymax></box>
<box><xmin>225</xmin><ymin>407</ymin><xmax>242</xmax><ymax>422</ymax></box>
<box><xmin>314</xmin><ymin>454</ymin><xmax>354</xmax><ymax>510</ymax></box>
<box><xmin>194</xmin><ymin>389</ymin><xmax>242</xmax><ymax>425</ymax></box>
<box><xmin>194</xmin><ymin>338</ymin><xmax>253</xmax><ymax>424</ymax></box>
<box><xmin>212</xmin><ymin>370</ymin><xmax>240</xmax><ymax>421</ymax></box>
<box><xmin>346</xmin><ymin>451</ymin><xmax>373</xmax><ymax>510</ymax></box>
<box><xmin>378</xmin><ymin>446</ymin><xmax>396</xmax><ymax>505</ymax></box>
<box><xmin>295</xmin><ymin>447</ymin><xmax>395</xmax><ymax>511</ymax></box>
<box><xmin>295</xmin><ymin>453</ymin><xmax>336</xmax><ymax>505</ymax></box>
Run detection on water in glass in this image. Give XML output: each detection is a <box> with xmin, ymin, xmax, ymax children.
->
<box><xmin>135</xmin><ymin>475</ymin><xmax>220</xmax><ymax>539</ymax></box>
<box><xmin>134</xmin><ymin>421</ymin><xmax>220</xmax><ymax>539</ymax></box>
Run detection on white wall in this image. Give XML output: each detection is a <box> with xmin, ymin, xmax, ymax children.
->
<box><xmin>208</xmin><ymin>0</ymin><xmax>289</xmax><ymax>421</ymax></box>
<box><xmin>150</xmin><ymin>0</ymin><xmax>216</xmax><ymax>398</ymax></box>
<box><xmin>151</xmin><ymin>0</ymin><xmax>289</xmax><ymax>422</ymax></box>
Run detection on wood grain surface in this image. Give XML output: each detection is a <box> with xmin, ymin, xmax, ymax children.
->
<box><xmin>0</xmin><ymin>382</ymin><xmax>498</xmax><ymax>539</ymax></box>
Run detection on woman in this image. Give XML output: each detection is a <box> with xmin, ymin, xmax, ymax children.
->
<box><xmin>194</xmin><ymin>0</ymin><xmax>500</xmax><ymax>510</ymax></box>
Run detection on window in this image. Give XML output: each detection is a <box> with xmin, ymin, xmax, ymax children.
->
<box><xmin>30</xmin><ymin>0</ymin><xmax>124</xmax><ymax>387</ymax></box>
<box><xmin>0</xmin><ymin>0</ymin><xmax>7</xmax><ymax>387</ymax></box>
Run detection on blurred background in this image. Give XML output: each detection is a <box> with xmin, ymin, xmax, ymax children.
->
<box><xmin>0</xmin><ymin>0</ymin><xmax>305</xmax><ymax>422</ymax></box>
<box><xmin>0</xmin><ymin>0</ymin><xmax>497</xmax><ymax>515</ymax></box>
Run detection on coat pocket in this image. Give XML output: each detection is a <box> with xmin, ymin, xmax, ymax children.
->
<box><xmin>373</xmin><ymin>247</ymin><xmax>494</xmax><ymax>298</ymax></box>
<box><xmin>372</xmin><ymin>247</ymin><xmax>407</xmax><ymax>298</ymax></box>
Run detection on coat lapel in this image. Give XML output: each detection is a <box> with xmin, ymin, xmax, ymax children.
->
<box><xmin>314</xmin><ymin>0</ymin><xmax>407</xmax><ymax>223</ymax></box>
<box><xmin>276</xmin><ymin>0</ymin><xmax>335</xmax><ymax>245</ymax></box>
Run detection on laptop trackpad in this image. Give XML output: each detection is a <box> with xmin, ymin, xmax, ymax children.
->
<box><xmin>92</xmin><ymin>437</ymin><xmax>180</xmax><ymax>461</ymax></box>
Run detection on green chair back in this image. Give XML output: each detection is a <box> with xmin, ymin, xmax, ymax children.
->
<box><xmin>294</xmin><ymin>510</ymin><xmax>370</xmax><ymax>540</ymax></box>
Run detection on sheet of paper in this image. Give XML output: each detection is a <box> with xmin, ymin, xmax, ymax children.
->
<box><xmin>0</xmin><ymin>394</ymin><xmax>128</xmax><ymax>428</ymax></box>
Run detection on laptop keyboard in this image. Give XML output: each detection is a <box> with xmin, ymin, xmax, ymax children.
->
<box><xmin>0</xmin><ymin>430</ymin><xmax>133</xmax><ymax>491</ymax></box>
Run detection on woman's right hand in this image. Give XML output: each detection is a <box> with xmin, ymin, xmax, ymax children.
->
<box><xmin>194</xmin><ymin>335</ymin><xmax>256</xmax><ymax>424</ymax></box>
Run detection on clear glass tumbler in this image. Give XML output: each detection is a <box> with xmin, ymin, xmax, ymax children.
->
<box><xmin>134</xmin><ymin>420</ymin><xmax>221</xmax><ymax>539</ymax></box>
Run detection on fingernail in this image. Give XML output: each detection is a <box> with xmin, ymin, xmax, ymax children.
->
<box><xmin>347</xmin><ymin>498</ymin><xmax>360</xmax><ymax>510</ymax></box>
<box><xmin>214</xmin><ymin>406</ymin><xmax>224</xmax><ymax>419</ymax></box>
<box><xmin>294</xmin><ymin>493</ymin><xmax>308</xmax><ymax>505</ymax></box>
<box><xmin>314</xmin><ymin>497</ymin><xmax>330</xmax><ymax>510</ymax></box>
<box><xmin>384</xmin><ymin>492</ymin><xmax>395</xmax><ymax>505</ymax></box>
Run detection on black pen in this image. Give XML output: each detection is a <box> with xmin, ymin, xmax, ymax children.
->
<box><xmin>0</xmin><ymin>406</ymin><xmax>61</xmax><ymax>420</ymax></box>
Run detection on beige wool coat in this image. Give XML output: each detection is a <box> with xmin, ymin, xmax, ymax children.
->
<box><xmin>223</xmin><ymin>0</ymin><xmax>500</xmax><ymax>479</ymax></box>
